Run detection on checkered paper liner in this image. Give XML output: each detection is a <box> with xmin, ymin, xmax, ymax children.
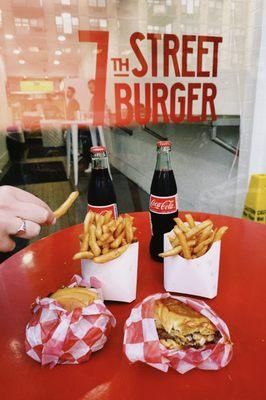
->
<box><xmin>25</xmin><ymin>275</ymin><xmax>116</xmax><ymax>367</ymax></box>
<box><xmin>123</xmin><ymin>293</ymin><xmax>233</xmax><ymax>374</ymax></box>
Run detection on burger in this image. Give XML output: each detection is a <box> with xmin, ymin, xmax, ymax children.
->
<box><xmin>154</xmin><ymin>298</ymin><xmax>221</xmax><ymax>350</ymax></box>
<box><xmin>50</xmin><ymin>287</ymin><xmax>99</xmax><ymax>312</ymax></box>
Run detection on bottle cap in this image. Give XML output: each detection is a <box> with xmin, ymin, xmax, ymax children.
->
<box><xmin>157</xmin><ymin>141</ymin><xmax>172</xmax><ymax>148</ymax></box>
<box><xmin>90</xmin><ymin>146</ymin><xmax>107</xmax><ymax>154</ymax></box>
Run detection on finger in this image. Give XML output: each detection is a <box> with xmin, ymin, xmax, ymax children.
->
<box><xmin>5</xmin><ymin>217</ymin><xmax>41</xmax><ymax>240</ymax></box>
<box><xmin>0</xmin><ymin>236</ymin><xmax>16</xmax><ymax>252</ymax></box>
<box><xmin>12</xmin><ymin>187</ymin><xmax>53</xmax><ymax>214</ymax></box>
<box><xmin>14</xmin><ymin>202</ymin><xmax>54</xmax><ymax>225</ymax></box>
<box><xmin>15</xmin><ymin>219</ymin><xmax>41</xmax><ymax>239</ymax></box>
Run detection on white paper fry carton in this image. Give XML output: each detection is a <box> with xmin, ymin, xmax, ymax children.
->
<box><xmin>81</xmin><ymin>242</ymin><xmax>139</xmax><ymax>303</ymax></box>
<box><xmin>163</xmin><ymin>231</ymin><xmax>221</xmax><ymax>299</ymax></box>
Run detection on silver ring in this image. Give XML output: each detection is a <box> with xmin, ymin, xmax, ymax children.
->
<box><xmin>17</xmin><ymin>219</ymin><xmax>26</xmax><ymax>234</ymax></box>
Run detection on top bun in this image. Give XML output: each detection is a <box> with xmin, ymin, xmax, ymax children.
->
<box><xmin>51</xmin><ymin>287</ymin><xmax>99</xmax><ymax>312</ymax></box>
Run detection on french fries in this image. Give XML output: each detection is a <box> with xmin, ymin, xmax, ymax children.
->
<box><xmin>88</xmin><ymin>224</ymin><xmax>101</xmax><ymax>257</ymax></box>
<box><xmin>80</xmin><ymin>233</ymin><xmax>89</xmax><ymax>251</ymax></box>
<box><xmin>185</xmin><ymin>220</ymin><xmax>212</xmax><ymax>239</ymax></box>
<box><xmin>185</xmin><ymin>213</ymin><xmax>196</xmax><ymax>228</ymax></box>
<box><xmin>73</xmin><ymin>211</ymin><xmax>138</xmax><ymax>263</ymax></box>
<box><xmin>93</xmin><ymin>244</ymin><xmax>130</xmax><ymax>264</ymax></box>
<box><xmin>54</xmin><ymin>191</ymin><xmax>79</xmax><ymax>219</ymax></box>
<box><xmin>73</xmin><ymin>251</ymin><xmax>94</xmax><ymax>260</ymax></box>
<box><xmin>159</xmin><ymin>214</ymin><xmax>228</xmax><ymax>260</ymax></box>
<box><xmin>173</xmin><ymin>218</ymin><xmax>190</xmax><ymax>234</ymax></box>
<box><xmin>159</xmin><ymin>240</ymin><xmax>196</xmax><ymax>258</ymax></box>
<box><xmin>159</xmin><ymin>246</ymin><xmax>182</xmax><ymax>258</ymax></box>
<box><xmin>214</xmin><ymin>226</ymin><xmax>228</xmax><ymax>242</ymax></box>
<box><xmin>175</xmin><ymin>228</ymin><xmax>191</xmax><ymax>259</ymax></box>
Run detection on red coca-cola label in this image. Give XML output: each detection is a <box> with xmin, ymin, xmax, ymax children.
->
<box><xmin>149</xmin><ymin>194</ymin><xmax>178</xmax><ymax>214</ymax></box>
<box><xmin>87</xmin><ymin>203</ymin><xmax>118</xmax><ymax>219</ymax></box>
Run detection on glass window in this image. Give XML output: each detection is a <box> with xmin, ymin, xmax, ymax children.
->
<box><xmin>88</xmin><ymin>0</ymin><xmax>106</xmax><ymax>7</ymax></box>
<box><xmin>14</xmin><ymin>17</ymin><xmax>29</xmax><ymax>28</ymax></box>
<box><xmin>99</xmin><ymin>19</ymin><xmax>107</xmax><ymax>28</ymax></box>
<box><xmin>89</xmin><ymin>18</ymin><xmax>107</xmax><ymax>29</ymax></box>
<box><xmin>89</xmin><ymin>18</ymin><xmax>98</xmax><ymax>27</ymax></box>
<box><xmin>0</xmin><ymin>0</ymin><xmax>265</xmax><ymax>232</ymax></box>
<box><xmin>55</xmin><ymin>14</ymin><xmax>79</xmax><ymax>33</ymax></box>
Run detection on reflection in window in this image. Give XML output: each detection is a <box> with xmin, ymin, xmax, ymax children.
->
<box><xmin>14</xmin><ymin>17</ymin><xmax>39</xmax><ymax>29</ymax></box>
<box><xmin>208</xmin><ymin>27</ymin><xmax>221</xmax><ymax>35</ymax></box>
<box><xmin>89</xmin><ymin>18</ymin><xmax>107</xmax><ymax>28</ymax></box>
<box><xmin>55</xmin><ymin>13</ymin><xmax>79</xmax><ymax>34</ymax></box>
<box><xmin>28</xmin><ymin>46</ymin><xmax>39</xmax><ymax>52</ymax></box>
<box><xmin>54</xmin><ymin>0</ymin><xmax>77</xmax><ymax>5</ymax></box>
<box><xmin>153</xmin><ymin>5</ymin><xmax>166</xmax><ymax>14</ymax></box>
<box><xmin>72</xmin><ymin>17</ymin><xmax>79</xmax><ymax>29</ymax></box>
<box><xmin>147</xmin><ymin>23</ymin><xmax>172</xmax><ymax>34</ymax></box>
<box><xmin>185</xmin><ymin>24</ymin><xmax>198</xmax><ymax>34</ymax></box>
<box><xmin>231</xmin><ymin>1</ymin><xmax>245</xmax><ymax>26</ymax></box>
<box><xmin>88</xmin><ymin>0</ymin><xmax>106</xmax><ymax>7</ymax></box>
<box><xmin>165</xmin><ymin>23</ymin><xmax>172</xmax><ymax>33</ymax></box>
<box><xmin>181</xmin><ymin>0</ymin><xmax>200</xmax><ymax>14</ymax></box>
<box><xmin>148</xmin><ymin>0</ymin><xmax>172</xmax><ymax>5</ymax></box>
<box><xmin>209</xmin><ymin>0</ymin><xmax>222</xmax><ymax>9</ymax></box>
<box><xmin>148</xmin><ymin>25</ymin><xmax>160</xmax><ymax>33</ymax></box>
<box><xmin>15</xmin><ymin>18</ymin><xmax>29</xmax><ymax>28</ymax></box>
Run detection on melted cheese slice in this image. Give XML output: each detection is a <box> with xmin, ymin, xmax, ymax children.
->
<box><xmin>51</xmin><ymin>287</ymin><xmax>99</xmax><ymax>312</ymax></box>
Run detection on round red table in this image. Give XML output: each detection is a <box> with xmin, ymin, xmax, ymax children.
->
<box><xmin>0</xmin><ymin>211</ymin><xmax>266</xmax><ymax>400</ymax></box>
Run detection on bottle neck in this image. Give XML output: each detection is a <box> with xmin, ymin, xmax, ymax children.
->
<box><xmin>155</xmin><ymin>147</ymin><xmax>172</xmax><ymax>171</ymax></box>
<box><xmin>91</xmin><ymin>153</ymin><xmax>109</xmax><ymax>170</ymax></box>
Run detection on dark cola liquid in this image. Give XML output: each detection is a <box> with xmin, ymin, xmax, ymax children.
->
<box><xmin>149</xmin><ymin>169</ymin><xmax>178</xmax><ymax>262</ymax></box>
<box><xmin>87</xmin><ymin>168</ymin><xmax>117</xmax><ymax>206</ymax></box>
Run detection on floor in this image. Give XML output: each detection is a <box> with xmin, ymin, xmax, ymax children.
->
<box><xmin>0</xmin><ymin>135</ymin><xmax>149</xmax><ymax>261</ymax></box>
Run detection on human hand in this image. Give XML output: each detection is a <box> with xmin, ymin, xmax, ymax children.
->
<box><xmin>0</xmin><ymin>186</ymin><xmax>55</xmax><ymax>252</ymax></box>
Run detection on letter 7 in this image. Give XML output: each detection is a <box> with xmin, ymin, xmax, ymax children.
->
<box><xmin>79</xmin><ymin>30</ymin><xmax>109</xmax><ymax>125</ymax></box>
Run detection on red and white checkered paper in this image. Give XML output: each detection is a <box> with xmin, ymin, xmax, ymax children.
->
<box><xmin>25</xmin><ymin>275</ymin><xmax>116</xmax><ymax>367</ymax></box>
<box><xmin>123</xmin><ymin>293</ymin><xmax>233</xmax><ymax>374</ymax></box>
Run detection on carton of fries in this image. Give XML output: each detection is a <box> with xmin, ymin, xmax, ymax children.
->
<box><xmin>82</xmin><ymin>241</ymin><xmax>139</xmax><ymax>302</ymax></box>
<box><xmin>74</xmin><ymin>211</ymin><xmax>139</xmax><ymax>302</ymax></box>
<box><xmin>161</xmin><ymin>215</ymin><xmax>228</xmax><ymax>299</ymax></box>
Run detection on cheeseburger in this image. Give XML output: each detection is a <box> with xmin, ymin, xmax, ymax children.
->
<box><xmin>155</xmin><ymin>298</ymin><xmax>221</xmax><ymax>350</ymax></box>
<box><xmin>51</xmin><ymin>287</ymin><xmax>99</xmax><ymax>312</ymax></box>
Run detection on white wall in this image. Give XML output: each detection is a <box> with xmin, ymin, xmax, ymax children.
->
<box><xmin>247</xmin><ymin>2</ymin><xmax>266</xmax><ymax>175</ymax></box>
<box><xmin>235</xmin><ymin>0</ymin><xmax>265</xmax><ymax>214</ymax></box>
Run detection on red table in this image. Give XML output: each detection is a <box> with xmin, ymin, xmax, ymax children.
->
<box><xmin>0</xmin><ymin>211</ymin><xmax>266</xmax><ymax>400</ymax></box>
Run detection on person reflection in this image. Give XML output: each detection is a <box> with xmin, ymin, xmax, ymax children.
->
<box><xmin>66</xmin><ymin>86</ymin><xmax>80</xmax><ymax>120</ymax></box>
<box><xmin>88</xmin><ymin>79</ymin><xmax>96</xmax><ymax>118</ymax></box>
<box><xmin>88</xmin><ymin>79</ymin><xmax>111</xmax><ymax>124</ymax></box>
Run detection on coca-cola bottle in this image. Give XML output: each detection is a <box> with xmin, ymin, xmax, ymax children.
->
<box><xmin>87</xmin><ymin>146</ymin><xmax>118</xmax><ymax>218</ymax></box>
<box><xmin>149</xmin><ymin>141</ymin><xmax>178</xmax><ymax>262</ymax></box>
